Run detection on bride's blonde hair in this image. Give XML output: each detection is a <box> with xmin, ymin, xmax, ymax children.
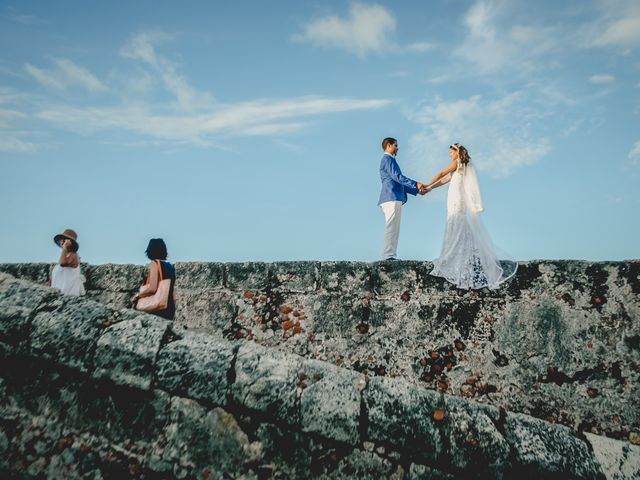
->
<box><xmin>450</xmin><ymin>143</ymin><xmax>470</xmax><ymax>165</ymax></box>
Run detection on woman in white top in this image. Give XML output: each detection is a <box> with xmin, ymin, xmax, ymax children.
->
<box><xmin>51</xmin><ymin>228</ymin><xmax>85</xmax><ymax>296</ymax></box>
<box><xmin>426</xmin><ymin>144</ymin><xmax>517</xmax><ymax>290</ymax></box>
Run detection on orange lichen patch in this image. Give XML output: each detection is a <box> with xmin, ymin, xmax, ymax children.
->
<box><xmin>282</xmin><ymin>320</ymin><xmax>294</xmax><ymax>330</ymax></box>
<box><xmin>466</xmin><ymin>377</ymin><xmax>476</xmax><ymax>385</ymax></box>
<box><xmin>243</xmin><ymin>291</ymin><xmax>254</xmax><ymax>299</ymax></box>
<box><xmin>280</xmin><ymin>306</ymin><xmax>293</xmax><ymax>314</ymax></box>
<box><xmin>433</xmin><ymin>409</ymin><xmax>445</xmax><ymax>422</ymax></box>
<box><xmin>430</xmin><ymin>351</ymin><xmax>439</xmax><ymax>359</ymax></box>
<box><xmin>454</xmin><ymin>339</ymin><xmax>466</xmax><ymax>351</ymax></box>
<box><xmin>293</xmin><ymin>325</ymin><xmax>302</xmax><ymax>334</ymax></box>
<box><xmin>292</xmin><ymin>310</ymin><xmax>300</xmax><ymax>317</ymax></box>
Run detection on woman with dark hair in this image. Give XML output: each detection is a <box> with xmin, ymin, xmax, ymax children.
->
<box><xmin>425</xmin><ymin>144</ymin><xmax>517</xmax><ymax>289</ymax></box>
<box><xmin>132</xmin><ymin>238</ymin><xmax>176</xmax><ymax>319</ymax></box>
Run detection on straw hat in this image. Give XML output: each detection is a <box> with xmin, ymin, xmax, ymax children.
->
<box><xmin>53</xmin><ymin>228</ymin><xmax>79</xmax><ymax>251</ymax></box>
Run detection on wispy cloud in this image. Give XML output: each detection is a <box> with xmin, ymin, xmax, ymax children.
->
<box><xmin>629</xmin><ymin>141</ymin><xmax>640</xmax><ymax>165</ymax></box>
<box><xmin>0</xmin><ymin>92</ymin><xmax>38</xmax><ymax>153</ymax></box>
<box><xmin>589</xmin><ymin>74</ymin><xmax>616</xmax><ymax>84</ymax></box>
<box><xmin>35</xmin><ymin>96</ymin><xmax>391</xmax><ymax>144</ymax></box>
<box><xmin>578</xmin><ymin>0</ymin><xmax>640</xmax><ymax>48</ymax></box>
<box><xmin>120</xmin><ymin>31</ymin><xmax>212</xmax><ymax>111</ymax></box>
<box><xmin>406</xmin><ymin>93</ymin><xmax>551</xmax><ymax>177</ymax></box>
<box><xmin>0</xmin><ymin>134</ymin><xmax>37</xmax><ymax>153</ymax></box>
<box><xmin>293</xmin><ymin>3</ymin><xmax>432</xmax><ymax>58</ymax></box>
<box><xmin>3</xmin><ymin>6</ymin><xmax>47</xmax><ymax>26</ymax></box>
<box><xmin>24</xmin><ymin>58</ymin><xmax>107</xmax><ymax>92</ymax></box>
<box><xmin>10</xmin><ymin>32</ymin><xmax>393</xmax><ymax>149</ymax></box>
<box><xmin>454</xmin><ymin>1</ymin><xmax>559</xmax><ymax>74</ymax></box>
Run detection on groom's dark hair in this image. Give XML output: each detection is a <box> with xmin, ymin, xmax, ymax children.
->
<box><xmin>382</xmin><ymin>137</ymin><xmax>397</xmax><ymax>150</ymax></box>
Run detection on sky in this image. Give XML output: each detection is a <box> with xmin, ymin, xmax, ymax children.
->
<box><xmin>1</xmin><ymin>0</ymin><xmax>639</xmax><ymax>265</ymax></box>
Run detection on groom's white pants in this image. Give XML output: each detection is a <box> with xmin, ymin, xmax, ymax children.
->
<box><xmin>380</xmin><ymin>200</ymin><xmax>402</xmax><ymax>260</ymax></box>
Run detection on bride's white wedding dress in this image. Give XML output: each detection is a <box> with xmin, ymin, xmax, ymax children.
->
<box><xmin>430</xmin><ymin>161</ymin><xmax>517</xmax><ymax>290</ymax></box>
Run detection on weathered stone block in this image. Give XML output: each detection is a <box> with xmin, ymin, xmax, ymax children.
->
<box><xmin>319</xmin><ymin>261</ymin><xmax>372</xmax><ymax>293</ymax></box>
<box><xmin>371</xmin><ymin>260</ymin><xmax>428</xmax><ymax>297</ymax></box>
<box><xmin>299</xmin><ymin>358</ymin><xmax>363</xmax><ymax>445</ymax></box>
<box><xmin>364</xmin><ymin>376</ymin><xmax>443</xmax><ymax>463</ymax></box>
<box><xmin>159</xmin><ymin>397</ymin><xmax>257</xmax><ymax>475</ymax></box>
<box><xmin>29</xmin><ymin>296</ymin><xmax>112</xmax><ymax>372</ymax></box>
<box><xmin>0</xmin><ymin>263</ymin><xmax>52</xmax><ymax>285</ymax></box>
<box><xmin>584</xmin><ymin>432</ymin><xmax>640</xmax><ymax>480</ymax></box>
<box><xmin>329</xmin><ymin>449</ymin><xmax>395</xmax><ymax>479</ymax></box>
<box><xmin>271</xmin><ymin>261</ymin><xmax>320</xmax><ymax>292</ymax></box>
<box><xmin>505</xmin><ymin>412</ymin><xmax>602</xmax><ymax>478</ymax></box>
<box><xmin>156</xmin><ymin>332</ymin><xmax>235</xmax><ymax>405</ymax></box>
<box><xmin>84</xmin><ymin>290</ymin><xmax>132</xmax><ymax>310</ymax></box>
<box><xmin>174</xmin><ymin>262</ymin><xmax>224</xmax><ymax>290</ymax></box>
<box><xmin>231</xmin><ymin>342</ymin><xmax>301</xmax><ymax>423</ymax></box>
<box><xmin>225</xmin><ymin>262</ymin><xmax>270</xmax><ymax>290</ymax></box>
<box><xmin>441</xmin><ymin>395</ymin><xmax>510</xmax><ymax>476</ymax></box>
<box><xmin>83</xmin><ymin>264</ymin><xmax>145</xmax><ymax>292</ymax></box>
<box><xmin>309</xmin><ymin>294</ymin><xmax>367</xmax><ymax>335</ymax></box>
<box><xmin>93</xmin><ymin>316</ymin><xmax>169</xmax><ymax>390</ymax></box>
<box><xmin>173</xmin><ymin>290</ymin><xmax>236</xmax><ymax>333</ymax></box>
<box><xmin>409</xmin><ymin>463</ymin><xmax>455</xmax><ymax>479</ymax></box>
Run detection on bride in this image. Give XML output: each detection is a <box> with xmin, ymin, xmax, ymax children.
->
<box><xmin>425</xmin><ymin>143</ymin><xmax>517</xmax><ymax>290</ymax></box>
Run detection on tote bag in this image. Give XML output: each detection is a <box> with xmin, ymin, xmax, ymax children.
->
<box><xmin>136</xmin><ymin>260</ymin><xmax>171</xmax><ymax>312</ymax></box>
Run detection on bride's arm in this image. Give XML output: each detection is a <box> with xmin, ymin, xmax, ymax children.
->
<box><xmin>428</xmin><ymin>174</ymin><xmax>452</xmax><ymax>191</ymax></box>
<box><xmin>426</xmin><ymin>160</ymin><xmax>457</xmax><ymax>190</ymax></box>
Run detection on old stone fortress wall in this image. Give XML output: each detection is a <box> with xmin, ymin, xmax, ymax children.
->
<box><xmin>0</xmin><ymin>260</ymin><xmax>638</xmax><ymax>478</ymax></box>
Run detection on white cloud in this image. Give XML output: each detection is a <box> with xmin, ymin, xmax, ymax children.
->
<box><xmin>121</xmin><ymin>32</ymin><xmax>212</xmax><ymax>110</ymax></box>
<box><xmin>0</xmin><ymin>134</ymin><xmax>37</xmax><ymax>153</ymax></box>
<box><xmin>0</xmin><ymin>109</ymin><xmax>27</xmax><ymax>128</ymax></box>
<box><xmin>455</xmin><ymin>1</ymin><xmax>560</xmax><ymax>74</ymax></box>
<box><xmin>24</xmin><ymin>58</ymin><xmax>107</xmax><ymax>92</ymax></box>
<box><xmin>629</xmin><ymin>141</ymin><xmax>640</xmax><ymax>165</ymax></box>
<box><xmin>16</xmin><ymin>31</ymin><xmax>393</xmax><ymax>149</ymax></box>
<box><xmin>592</xmin><ymin>17</ymin><xmax>640</xmax><ymax>47</ymax></box>
<box><xmin>406</xmin><ymin>93</ymin><xmax>550</xmax><ymax>177</ymax></box>
<box><xmin>293</xmin><ymin>3</ymin><xmax>431</xmax><ymax>57</ymax></box>
<box><xmin>35</xmin><ymin>96</ymin><xmax>392</xmax><ymax>144</ymax></box>
<box><xmin>589</xmin><ymin>74</ymin><xmax>615</xmax><ymax>84</ymax></box>
<box><xmin>579</xmin><ymin>0</ymin><xmax>640</xmax><ymax>48</ymax></box>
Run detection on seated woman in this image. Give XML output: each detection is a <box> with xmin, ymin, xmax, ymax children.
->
<box><xmin>132</xmin><ymin>238</ymin><xmax>176</xmax><ymax>320</ymax></box>
<box><xmin>51</xmin><ymin>228</ymin><xmax>85</xmax><ymax>296</ymax></box>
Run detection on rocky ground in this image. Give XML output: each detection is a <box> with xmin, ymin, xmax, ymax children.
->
<box><xmin>1</xmin><ymin>261</ymin><xmax>639</xmax><ymax>479</ymax></box>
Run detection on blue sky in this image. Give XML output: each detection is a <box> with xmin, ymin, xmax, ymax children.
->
<box><xmin>1</xmin><ymin>0</ymin><xmax>638</xmax><ymax>264</ymax></box>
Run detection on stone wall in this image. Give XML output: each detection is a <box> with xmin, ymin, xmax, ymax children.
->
<box><xmin>4</xmin><ymin>271</ymin><xmax>638</xmax><ymax>479</ymax></box>
<box><xmin>2</xmin><ymin>260</ymin><xmax>638</xmax><ymax>445</ymax></box>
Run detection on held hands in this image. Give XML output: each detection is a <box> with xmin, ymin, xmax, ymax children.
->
<box><xmin>417</xmin><ymin>182</ymin><xmax>430</xmax><ymax>195</ymax></box>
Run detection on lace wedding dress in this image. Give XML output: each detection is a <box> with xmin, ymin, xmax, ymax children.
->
<box><xmin>430</xmin><ymin>161</ymin><xmax>517</xmax><ymax>290</ymax></box>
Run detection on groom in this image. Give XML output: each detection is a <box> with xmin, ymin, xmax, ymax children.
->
<box><xmin>378</xmin><ymin>137</ymin><xmax>427</xmax><ymax>260</ymax></box>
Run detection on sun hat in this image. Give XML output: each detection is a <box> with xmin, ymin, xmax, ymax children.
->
<box><xmin>53</xmin><ymin>228</ymin><xmax>79</xmax><ymax>251</ymax></box>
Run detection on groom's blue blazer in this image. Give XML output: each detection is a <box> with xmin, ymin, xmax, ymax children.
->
<box><xmin>378</xmin><ymin>153</ymin><xmax>419</xmax><ymax>205</ymax></box>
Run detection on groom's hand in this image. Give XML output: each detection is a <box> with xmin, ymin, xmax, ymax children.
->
<box><xmin>417</xmin><ymin>182</ymin><xmax>428</xmax><ymax>195</ymax></box>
